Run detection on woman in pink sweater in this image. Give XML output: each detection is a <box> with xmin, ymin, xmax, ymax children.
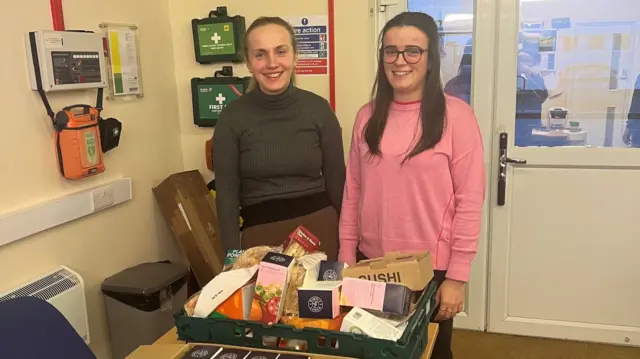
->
<box><xmin>338</xmin><ymin>12</ymin><xmax>485</xmax><ymax>358</ymax></box>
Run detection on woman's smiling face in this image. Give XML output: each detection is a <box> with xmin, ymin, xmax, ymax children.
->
<box><xmin>381</xmin><ymin>25</ymin><xmax>430</xmax><ymax>100</ymax></box>
<box><xmin>246</xmin><ymin>24</ymin><xmax>297</xmax><ymax>95</ymax></box>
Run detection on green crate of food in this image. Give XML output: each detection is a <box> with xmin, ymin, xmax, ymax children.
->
<box><xmin>174</xmin><ymin>280</ymin><xmax>437</xmax><ymax>359</ymax></box>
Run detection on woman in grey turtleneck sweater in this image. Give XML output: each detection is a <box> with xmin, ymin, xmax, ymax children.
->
<box><xmin>212</xmin><ymin>16</ymin><xmax>345</xmax><ymax>260</ymax></box>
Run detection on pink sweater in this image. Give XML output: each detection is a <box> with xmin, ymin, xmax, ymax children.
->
<box><xmin>338</xmin><ymin>96</ymin><xmax>485</xmax><ymax>282</ymax></box>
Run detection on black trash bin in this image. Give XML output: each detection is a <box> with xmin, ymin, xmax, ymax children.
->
<box><xmin>102</xmin><ymin>261</ymin><xmax>188</xmax><ymax>359</ymax></box>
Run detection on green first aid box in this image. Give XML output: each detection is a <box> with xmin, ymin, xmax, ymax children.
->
<box><xmin>191</xmin><ymin>76</ymin><xmax>251</xmax><ymax>127</ymax></box>
<box><xmin>192</xmin><ymin>15</ymin><xmax>246</xmax><ymax>64</ymax></box>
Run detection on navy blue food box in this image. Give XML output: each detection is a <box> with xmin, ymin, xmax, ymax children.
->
<box><xmin>212</xmin><ymin>347</ymin><xmax>251</xmax><ymax>358</ymax></box>
<box><xmin>182</xmin><ymin>345</ymin><xmax>221</xmax><ymax>358</ymax></box>
<box><xmin>317</xmin><ymin>260</ymin><xmax>346</xmax><ymax>281</ymax></box>
<box><xmin>297</xmin><ymin>285</ymin><xmax>340</xmax><ymax>319</ymax></box>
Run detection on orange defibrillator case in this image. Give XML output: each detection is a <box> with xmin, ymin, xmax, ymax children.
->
<box><xmin>53</xmin><ymin>104</ymin><xmax>105</xmax><ymax>179</ymax></box>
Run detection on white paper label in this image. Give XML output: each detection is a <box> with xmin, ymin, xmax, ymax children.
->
<box><xmin>43</xmin><ymin>33</ymin><xmax>63</xmax><ymax>49</ymax></box>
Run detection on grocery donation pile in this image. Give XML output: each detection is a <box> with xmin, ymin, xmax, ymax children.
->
<box><xmin>175</xmin><ymin>225</ymin><xmax>437</xmax><ymax>359</ymax></box>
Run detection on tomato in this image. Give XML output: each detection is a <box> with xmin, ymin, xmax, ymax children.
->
<box><xmin>259</xmin><ymin>296</ymin><xmax>281</xmax><ymax>324</ymax></box>
<box><xmin>266</xmin><ymin>297</ymin><xmax>280</xmax><ymax>316</ymax></box>
<box><xmin>261</xmin><ymin>305</ymin><xmax>276</xmax><ymax>324</ymax></box>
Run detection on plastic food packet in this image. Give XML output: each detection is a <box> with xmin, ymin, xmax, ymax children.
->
<box><xmin>184</xmin><ymin>291</ymin><xmax>199</xmax><ymax>317</ymax></box>
<box><xmin>194</xmin><ymin>265</ymin><xmax>260</xmax><ymax>318</ymax></box>
<box><xmin>279</xmin><ymin>339</ymin><xmax>309</xmax><ymax>352</ymax></box>
<box><xmin>223</xmin><ymin>249</ymin><xmax>245</xmax><ymax>271</ymax></box>
<box><xmin>282</xmin><ymin>252</ymin><xmax>327</xmax><ymax>317</ymax></box>
<box><xmin>183</xmin><ymin>265</ymin><xmax>262</xmax><ymax>317</ymax></box>
<box><xmin>283</xmin><ymin>225</ymin><xmax>321</xmax><ymax>258</ymax></box>
<box><xmin>232</xmin><ymin>245</ymin><xmax>282</xmax><ymax>270</ymax></box>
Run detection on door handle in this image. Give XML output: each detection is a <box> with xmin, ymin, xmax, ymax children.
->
<box><xmin>501</xmin><ymin>155</ymin><xmax>527</xmax><ymax>165</ymax></box>
<box><xmin>497</xmin><ymin>132</ymin><xmax>527</xmax><ymax>206</ymax></box>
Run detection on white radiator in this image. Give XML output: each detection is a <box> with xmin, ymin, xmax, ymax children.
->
<box><xmin>0</xmin><ymin>266</ymin><xmax>90</xmax><ymax>344</ymax></box>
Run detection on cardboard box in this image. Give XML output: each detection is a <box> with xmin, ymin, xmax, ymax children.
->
<box><xmin>342</xmin><ymin>251</ymin><xmax>433</xmax><ymax>291</ymax></box>
<box><xmin>297</xmin><ymin>281</ymin><xmax>342</xmax><ymax>319</ymax></box>
<box><xmin>340</xmin><ymin>277</ymin><xmax>412</xmax><ymax>316</ymax></box>
<box><xmin>153</xmin><ymin>170</ymin><xmax>225</xmax><ymax>286</ymax></box>
<box><xmin>255</xmin><ymin>252</ymin><xmax>295</xmax><ymax>325</ymax></box>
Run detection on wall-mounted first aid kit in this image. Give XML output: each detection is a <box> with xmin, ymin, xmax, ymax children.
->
<box><xmin>191</xmin><ymin>66</ymin><xmax>250</xmax><ymax>127</ymax></box>
<box><xmin>25</xmin><ymin>30</ymin><xmax>122</xmax><ymax>179</ymax></box>
<box><xmin>192</xmin><ymin>6</ymin><xmax>246</xmax><ymax>64</ymax></box>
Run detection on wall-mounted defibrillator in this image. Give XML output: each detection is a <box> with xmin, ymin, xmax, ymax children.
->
<box><xmin>192</xmin><ymin>7</ymin><xmax>246</xmax><ymax>64</ymax></box>
<box><xmin>191</xmin><ymin>66</ymin><xmax>251</xmax><ymax>127</ymax></box>
<box><xmin>25</xmin><ymin>30</ymin><xmax>122</xmax><ymax>180</ymax></box>
<box><xmin>53</xmin><ymin>102</ymin><xmax>106</xmax><ymax>179</ymax></box>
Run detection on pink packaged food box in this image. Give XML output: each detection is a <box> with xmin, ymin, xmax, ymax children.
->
<box><xmin>340</xmin><ymin>277</ymin><xmax>412</xmax><ymax>316</ymax></box>
<box><xmin>254</xmin><ymin>252</ymin><xmax>295</xmax><ymax>325</ymax></box>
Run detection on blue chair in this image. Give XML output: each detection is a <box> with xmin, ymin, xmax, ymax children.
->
<box><xmin>0</xmin><ymin>296</ymin><xmax>96</xmax><ymax>359</ymax></box>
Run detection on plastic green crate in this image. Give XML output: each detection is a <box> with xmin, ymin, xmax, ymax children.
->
<box><xmin>175</xmin><ymin>281</ymin><xmax>437</xmax><ymax>359</ymax></box>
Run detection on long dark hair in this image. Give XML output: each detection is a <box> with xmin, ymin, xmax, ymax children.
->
<box><xmin>364</xmin><ymin>12</ymin><xmax>446</xmax><ymax>161</ymax></box>
<box><xmin>244</xmin><ymin>16</ymin><xmax>298</xmax><ymax>91</ymax></box>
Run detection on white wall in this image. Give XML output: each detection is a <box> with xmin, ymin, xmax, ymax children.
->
<box><xmin>0</xmin><ymin>1</ymin><xmax>186</xmax><ymax>358</ymax></box>
<box><xmin>0</xmin><ymin>1</ymin><xmax>376</xmax><ymax>358</ymax></box>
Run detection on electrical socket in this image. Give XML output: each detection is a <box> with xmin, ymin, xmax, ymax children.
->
<box><xmin>91</xmin><ymin>186</ymin><xmax>115</xmax><ymax>211</ymax></box>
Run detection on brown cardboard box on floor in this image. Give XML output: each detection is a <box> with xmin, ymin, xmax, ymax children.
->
<box><xmin>153</xmin><ymin>170</ymin><xmax>224</xmax><ymax>286</ymax></box>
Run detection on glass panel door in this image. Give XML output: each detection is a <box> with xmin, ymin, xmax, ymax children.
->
<box><xmin>488</xmin><ymin>0</ymin><xmax>640</xmax><ymax>345</ymax></box>
<box><xmin>409</xmin><ymin>0</ymin><xmax>475</xmax><ymax>104</ymax></box>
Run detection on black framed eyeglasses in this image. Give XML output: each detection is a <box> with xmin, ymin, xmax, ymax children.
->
<box><xmin>380</xmin><ymin>46</ymin><xmax>427</xmax><ymax>64</ymax></box>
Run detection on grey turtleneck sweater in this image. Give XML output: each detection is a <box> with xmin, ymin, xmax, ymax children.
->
<box><xmin>212</xmin><ymin>85</ymin><xmax>346</xmax><ymax>251</ymax></box>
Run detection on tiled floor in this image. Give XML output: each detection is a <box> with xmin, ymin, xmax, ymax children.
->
<box><xmin>452</xmin><ymin>330</ymin><xmax>640</xmax><ymax>359</ymax></box>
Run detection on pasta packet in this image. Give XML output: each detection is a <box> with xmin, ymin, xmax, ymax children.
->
<box><xmin>283</xmin><ymin>225</ymin><xmax>321</xmax><ymax>258</ymax></box>
<box><xmin>282</xmin><ymin>252</ymin><xmax>327</xmax><ymax>318</ymax></box>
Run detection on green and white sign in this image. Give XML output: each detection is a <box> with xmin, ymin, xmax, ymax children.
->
<box><xmin>197</xmin><ymin>84</ymin><xmax>244</xmax><ymax>120</ymax></box>
<box><xmin>197</xmin><ymin>22</ymin><xmax>236</xmax><ymax>56</ymax></box>
<box><xmin>84</xmin><ymin>131</ymin><xmax>99</xmax><ymax>166</ymax></box>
